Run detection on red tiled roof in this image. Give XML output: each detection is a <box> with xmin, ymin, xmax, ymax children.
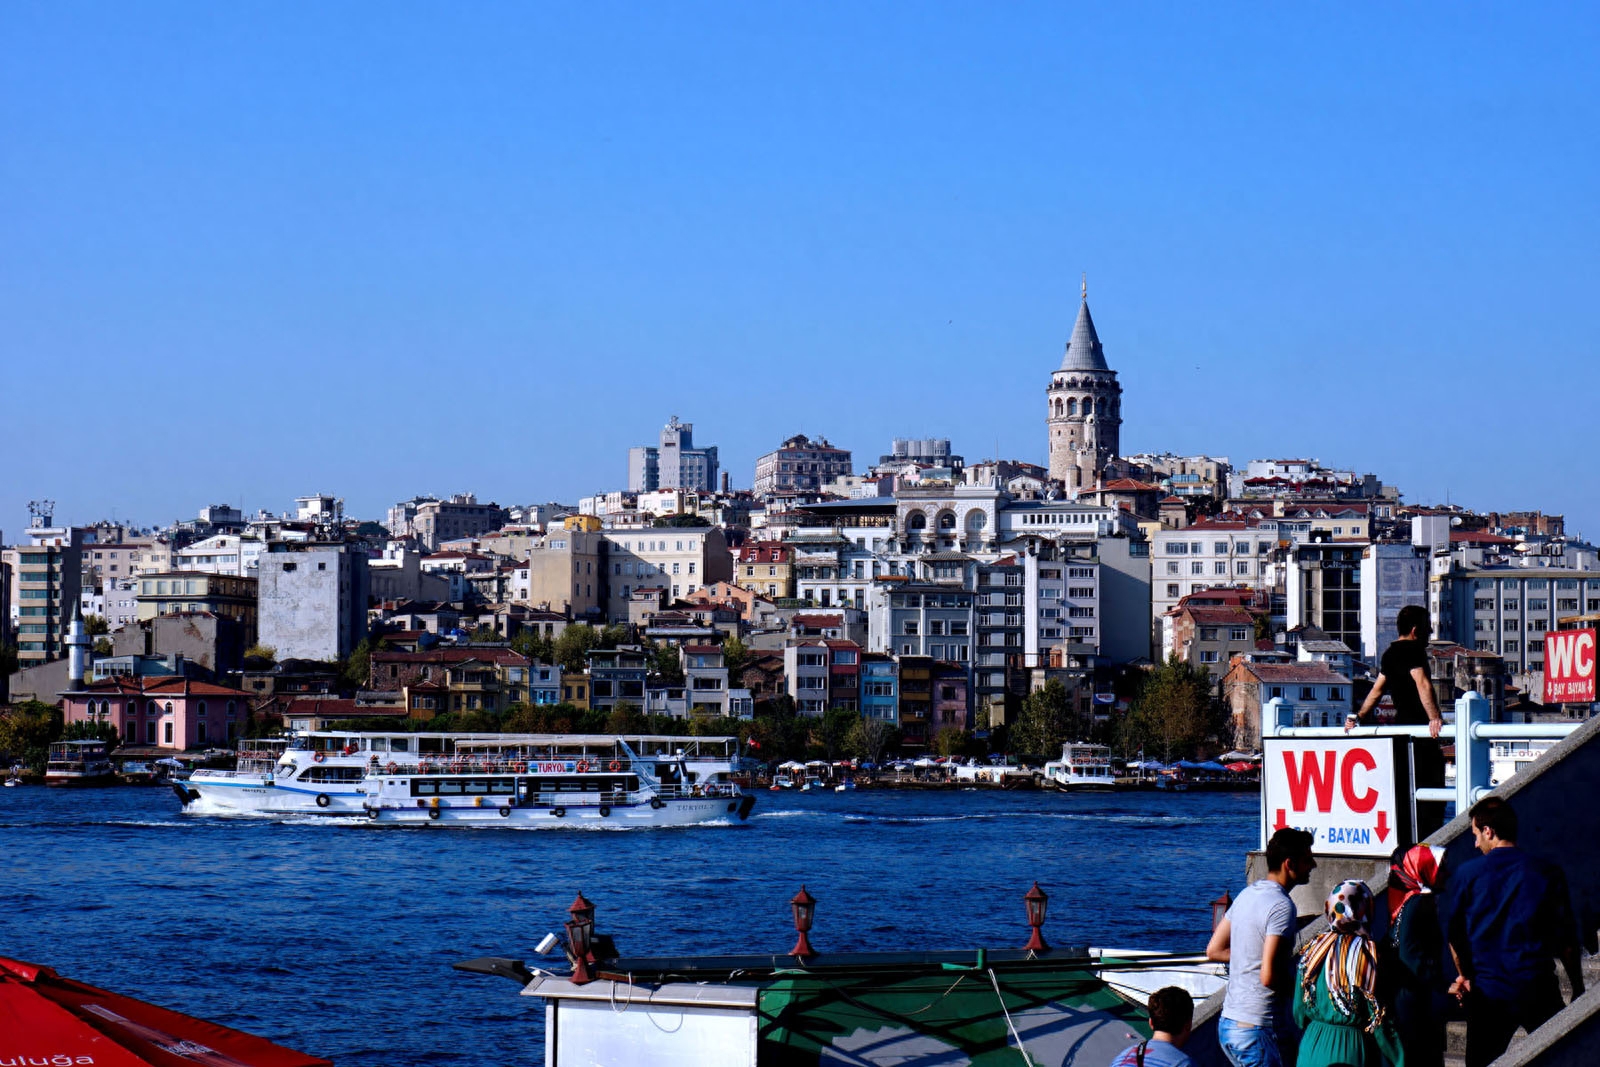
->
<box><xmin>681</xmin><ymin>644</ymin><xmax>721</xmax><ymax>654</ymax></box>
<box><xmin>737</xmin><ymin>542</ymin><xmax>792</xmax><ymax>563</ymax></box>
<box><xmin>791</xmin><ymin>613</ymin><xmax>844</xmax><ymax>628</ymax></box>
<box><xmin>1160</xmin><ymin>496</ymin><xmax>1186</xmax><ymax>505</ymax></box>
<box><xmin>1180</xmin><ymin>606</ymin><xmax>1258</xmax><ymax>626</ymax></box>
<box><xmin>1096</xmin><ymin>478</ymin><xmax>1163</xmax><ymax>492</ymax></box>
<box><xmin>68</xmin><ymin>677</ymin><xmax>251</xmax><ymax>698</ymax></box>
<box><xmin>1451</xmin><ymin>531</ymin><xmax>1517</xmax><ymax>545</ymax></box>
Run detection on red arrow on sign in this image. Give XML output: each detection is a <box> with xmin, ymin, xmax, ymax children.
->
<box><xmin>1375</xmin><ymin>812</ymin><xmax>1390</xmax><ymax>843</ymax></box>
<box><xmin>1274</xmin><ymin>809</ymin><xmax>1288</xmax><ymax>831</ymax></box>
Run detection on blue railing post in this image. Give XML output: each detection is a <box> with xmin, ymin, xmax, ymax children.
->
<box><xmin>1454</xmin><ymin>692</ymin><xmax>1491</xmax><ymax>814</ymax></box>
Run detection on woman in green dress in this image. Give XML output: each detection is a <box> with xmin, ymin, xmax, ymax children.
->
<box><xmin>1293</xmin><ymin>879</ymin><xmax>1405</xmax><ymax>1067</ymax></box>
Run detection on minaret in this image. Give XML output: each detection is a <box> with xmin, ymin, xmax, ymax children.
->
<box><xmin>1046</xmin><ymin>275</ymin><xmax>1123</xmax><ymax>493</ymax></box>
<box><xmin>66</xmin><ymin>601</ymin><xmax>91</xmax><ymax>687</ymax></box>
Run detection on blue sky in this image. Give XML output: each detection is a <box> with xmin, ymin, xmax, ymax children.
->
<box><xmin>3</xmin><ymin>4</ymin><xmax>1597</xmax><ymax>537</ymax></box>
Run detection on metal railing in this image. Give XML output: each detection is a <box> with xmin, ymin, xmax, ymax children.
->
<box><xmin>1262</xmin><ymin>692</ymin><xmax>1583</xmax><ymax>814</ymax></box>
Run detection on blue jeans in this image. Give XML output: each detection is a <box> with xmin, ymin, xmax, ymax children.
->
<box><xmin>1218</xmin><ymin>1017</ymin><xmax>1283</xmax><ymax>1067</ymax></box>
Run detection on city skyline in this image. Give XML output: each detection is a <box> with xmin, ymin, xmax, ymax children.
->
<box><xmin>4</xmin><ymin>5</ymin><xmax>1597</xmax><ymax>535</ymax></box>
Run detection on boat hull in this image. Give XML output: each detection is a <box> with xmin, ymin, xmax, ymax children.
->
<box><xmin>365</xmin><ymin>794</ymin><xmax>751</xmax><ymax>827</ymax></box>
<box><xmin>43</xmin><ymin>771</ymin><xmax>118</xmax><ymax>787</ymax></box>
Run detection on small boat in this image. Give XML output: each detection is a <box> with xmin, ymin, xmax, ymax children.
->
<box><xmin>1155</xmin><ymin>771</ymin><xmax>1190</xmax><ymax>792</ymax></box>
<box><xmin>771</xmin><ymin>774</ymin><xmax>796</xmax><ymax>790</ymax></box>
<box><xmin>834</xmin><ymin>779</ymin><xmax>857</xmax><ymax>792</ymax></box>
<box><xmin>4</xmin><ymin>765</ymin><xmax>23</xmax><ymax>788</ymax></box>
<box><xmin>799</xmin><ymin>776</ymin><xmax>825</xmax><ymax>792</ymax></box>
<box><xmin>44</xmin><ymin>741</ymin><xmax>116</xmax><ymax>787</ymax></box>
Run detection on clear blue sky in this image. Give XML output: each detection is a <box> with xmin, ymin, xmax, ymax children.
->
<box><xmin>4</xmin><ymin>3</ymin><xmax>1597</xmax><ymax>537</ymax></box>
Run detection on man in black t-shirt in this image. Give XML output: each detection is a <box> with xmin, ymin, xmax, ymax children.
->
<box><xmin>1349</xmin><ymin>604</ymin><xmax>1447</xmax><ymax>839</ymax></box>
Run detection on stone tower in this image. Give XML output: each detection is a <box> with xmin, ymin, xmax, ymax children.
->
<box><xmin>1046</xmin><ymin>279</ymin><xmax>1122</xmax><ymax>493</ymax></box>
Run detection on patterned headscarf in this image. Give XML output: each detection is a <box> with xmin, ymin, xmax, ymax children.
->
<box><xmin>1385</xmin><ymin>844</ymin><xmax>1440</xmax><ymax>929</ymax></box>
<box><xmin>1299</xmin><ymin>880</ymin><xmax>1383</xmax><ymax>1029</ymax></box>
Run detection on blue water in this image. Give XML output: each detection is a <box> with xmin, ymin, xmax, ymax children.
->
<box><xmin>1</xmin><ymin>785</ymin><xmax>1257</xmax><ymax>1064</ymax></box>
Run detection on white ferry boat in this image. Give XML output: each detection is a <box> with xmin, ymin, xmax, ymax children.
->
<box><xmin>1042</xmin><ymin>742</ymin><xmax>1119</xmax><ymax>791</ymax></box>
<box><xmin>44</xmin><ymin>740</ymin><xmax>117</xmax><ymax>787</ymax></box>
<box><xmin>176</xmin><ymin>731</ymin><xmax>755</xmax><ymax>827</ymax></box>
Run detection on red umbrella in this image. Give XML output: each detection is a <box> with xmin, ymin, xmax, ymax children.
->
<box><xmin>0</xmin><ymin>956</ymin><xmax>331</xmax><ymax>1066</ymax></box>
<box><xmin>1226</xmin><ymin>761</ymin><xmax>1256</xmax><ymax>773</ymax></box>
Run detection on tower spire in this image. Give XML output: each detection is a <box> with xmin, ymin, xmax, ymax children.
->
<box><xmin>1081</xmin><ymin>272</ymin><xmax>1087</xmax><ymax>302</ymax></box>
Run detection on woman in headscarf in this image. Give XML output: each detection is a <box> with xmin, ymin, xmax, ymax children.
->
<box><xmin>1382</xmin><ymin>845</ymin><xmax>1446</xmax><ymax>1067</ymax></box>
<box><xmin>1294</xmin><ymin>879</ymin><xmax>1405</xmax><ymax>1067</ymax></box>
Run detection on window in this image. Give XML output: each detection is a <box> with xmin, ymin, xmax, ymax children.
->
<box><xmin>1230</xmin><ymin>627</ymin><xmax>1249</xmax><ymax>641</ymax></box>
<box><xmin>1169</xmin><ymin>542</ymin><xmax>1188</xmax><ymax>555</ymax></box>
<box><xmin>1166</xmin><ymin>584</ymin><xmax>1180</xmax><ymax>598</ymax></box>
<box><xmin>163</xmin><ymin>721</ymin><xmax>173</xmax><ymax>744</ymax></box>
<box><xmin>903</xmin><ymin>621</ymin><xmax>919</xmax><ymax>635</ymax></box>
<box><xmin>1200</xmin><ymin>627</ymin><xmax>1219</xmax><ymax>641</ymax></box>
<box><xmin>1191</xmin><ymin>562</ymin><xmax>1204</xmax><ymax>575</ymax></box>
<box><xmin>1504</xmin><ymin>619</ymin><xmax>1518</xmax><ymax>631</ymax></box>
<box><xmin>1214</xmin><ymin>542</ymin><xmax>1228</xmax><ymax>555</ymax></box>
<box><xmin>1269</xmin><ymin>686</ymin><xmax>1284</xmax><ymax>699</ymax></box>
<box><xmin>1330</xmin><ymin>688</ymin><xmax>1344</xmax><ymax>702</ymax></box>
<box><xmin>1300</xmin><ymin>687</ymin><xmax>1317</xmax><ymax>701</ymax></box>
<box><xmin>1504</xmin><ymin>640</ymin><xmax>1520</xmax><ymax>653</ymax></box>
<box><xmin>282</xmin><ymin>562</ymin><xmax>296</xmax><ymax>572</ymax></box>
<box><xmin>317</xmin><ymin>562</ymin><xmax>327</xmax><ymax>571</ymax></box>
<box><xmin>1215</xmin><ymin>562</ymin><xmax>1227</xmax><ymax>575</ymax></box>
<box><xmin>951</xmin><ymin>621</ymin><xmax>968</xmax><ymax>636</ymax></box>
<box><xmin>1167</xmin><ymin>562</ymin><xmax>1180</xmax><ymax>575</ymax></box>
<box><xmin>1236</xmin><ymin>562</ymin><xmax>1251</xmax><ymax>575</ymax></box>
<box><xmin>1199</xmin><ymin>650</ymin><xmax>1220</xmax><ymax>663</ymax></box>
<box><xmin>1558</xmin><ymin>598</ymin><xmax>1579</xmax><ymax>611</ymax></box>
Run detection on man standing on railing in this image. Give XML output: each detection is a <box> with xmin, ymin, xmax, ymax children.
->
<box><xmin>1348</xmin><ymin>604</ymin><xmax>1446</xmax><ymax>840</ymax></box>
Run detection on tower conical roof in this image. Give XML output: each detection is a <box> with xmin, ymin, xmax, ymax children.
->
<box><xmin>1058</xmin><ymin>299</ymin><xmax>1108</xmax><ymax>372</ymax></box>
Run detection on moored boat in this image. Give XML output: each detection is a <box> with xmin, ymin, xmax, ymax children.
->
<box><xmin>44</xmin><ymin>741</ymin><xmax>117</xmax><ymax>787</ymax></box>
<box><xmin>1042</xmin><ymin>742</ymin><xmax>1119</xmax><ymax>791</ymax></box>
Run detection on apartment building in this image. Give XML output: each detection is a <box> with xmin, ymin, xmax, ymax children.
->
<box><xmin>753</xmin><ymin>434</ymin><xmax>853</xmax><ymax>498</ymax></box>
<box><xmin>257</xmin><ymin>542</ymin><xmax>371</xmax><ymax>662</ymax></box>
<box><xmin>12</xmin><ymin>517</ymin><xmax>83</xmax><ymax>669</ymax></box>
<box><xmin>135</xmin><ymin>572</ymin><xmax>258</xmax><ymax>637</ymax></box>
<box><xmin>600</xmin><ymin>527</ymin><xmax>732</xmax><ymax>620</ymax></box>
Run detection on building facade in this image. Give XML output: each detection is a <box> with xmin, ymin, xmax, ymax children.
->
<box><xmin>628</xmin><ymin>416</ymin><xmax>720</xmax><ymax>493</ymax></box>
<box><xmin>753</xmin><ymin>435</ymin><xmax>853</xmax><ymax>498</ymax></box>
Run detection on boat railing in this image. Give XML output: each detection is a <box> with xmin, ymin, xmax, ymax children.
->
<box><xmin>357</xmin><ymin>757</ymin><xmax>646</xmax><ymax>777</ymax></box>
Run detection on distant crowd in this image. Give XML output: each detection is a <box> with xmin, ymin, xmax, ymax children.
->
<box><xmin>1109</xmin><ymin>797</ymin><xmax>1586</xmax><ymax>1067</ymax></box>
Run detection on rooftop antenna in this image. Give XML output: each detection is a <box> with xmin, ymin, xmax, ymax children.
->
<box><xmin>27</xmin><ymin>500</ymin><xmax>56</xmax><ymax>528</ymax></box>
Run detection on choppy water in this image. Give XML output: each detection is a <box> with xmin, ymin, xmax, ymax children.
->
<box><xmin>2</xmin><ymin>785</ymin><xmax>1257</xmax><ymax>1064</ymax></box>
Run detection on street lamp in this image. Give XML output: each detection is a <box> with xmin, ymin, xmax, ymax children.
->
<box><xmin>789</xmin><ymin>886</ymin><xmax>817</xmax><ymax>959</ymax></box>
<box><xmin>565</xmin><ymin>892</ymin><xmax>597</xmax><ymax>984</ymax></box>
<box><xmin>1210</xmin><ymin>890</ymin><xmax>1232</xmax><ymax>932</ymax></box>
<box><xmin>1023</xmin><ymin>882</ymin><xmax>1049</xmax><ymax>952</ymax></box>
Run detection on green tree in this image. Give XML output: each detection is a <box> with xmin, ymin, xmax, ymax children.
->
<box><xmin>93</xmin><ymin>637</ymin><xmax>115</xmax><ymax>656</ymax></box>
<box><xmin>720</xmin><ymin>635</ymin><xmax>749</xmax><ymax>676</ymax></box>
<box><xmin>598</xmin><ymin>624</ymin><xmax>630</xmax><ymax>649</ymax></box>
<box><xmin>244</xmin><ymin>644</ymin><xmax>277</xmax><ymax>665</ymax></box>
<box><xmin>85</xmin><ymin>614</ymin><xmax>110</xmax><ymax>636</ymax></box>
<box><xmin>62</xmin><ymin>720</ymin><xmax>121</xmax><ymax>746</ymax></box>
<box><xmin>651</xmin><ymin>644</ymin><xmax>684</xmax><ymax>685</ymax></box>
<box><xmin>340</xmin><ymin>638</ymin><xmax>388</xmax><ymax>692</ymax></box>
<box><xmin>933</xmin><ymin>726</ymin><xmax>972</xmax><ymax>757</ymax></box>
<box><xmin>0</xmin><ymin>701</ymin><xmax>64</xmax><ymax>772</ymax></box>
<box><xmin>511</xmin><ymin>629</ymin><xmax>555</xmax><ymax>664</ymax></box>
<box><xmin>468</xmin><ymin>625</ymin><xmax>499</xmax><ymax>643</ymax></box>
<box><xmin>553</xmin><ymin>625</ymin><xmax>600</xmax><ymax>672</ymax></box>
<box><xmin>652</xmin><ymin>514</ymin><xmax>711</xmax><ymax>527</ymax></box>
<box><xmin>606</xmin><ymin>700</ymin><xmax>644</xmax><ymax>735</ymax></box>
<box><xmin>1012</xmin><ymin>680</ymin><xmax>1071</xmax><ymax>759</ymax></box>
<box><xmin>817</xmin><ymin>707</ymin><xmax>859</xmax><ymax>761</ymax></box>
<box><xmin>846</xmin><ymin>715</ymin><xmax>891</xmax><ymax>766</ymax></box>
<box><xmin>1137</xmin><ymin>654</ymin><xmax>1214</xmax><ymax>762</ymax></box>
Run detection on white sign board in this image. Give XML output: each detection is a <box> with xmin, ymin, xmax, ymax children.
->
<box><xmin>1262</xmin><ymin>737</ymin><xmax>1407</xmax><ymax>856</ymax></box>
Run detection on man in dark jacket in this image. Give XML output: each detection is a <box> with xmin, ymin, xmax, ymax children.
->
<box><xmin>1446</xmin><ymin>797</ymin><xmax>1586</xmax><ymax>1067</ymax></box>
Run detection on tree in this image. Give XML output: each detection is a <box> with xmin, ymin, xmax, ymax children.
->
<box><xmin>84</xmin><ymin>614</ymin><xmax>110</xmax><ymax>636</ymax></box>
<box><xmin>93</xmin><ymin>637</ymin><xmax>115</xmax><ymax>656</ymax></box>
<box><xmin>597</xmin><ymin>624</ymin><xmax>630</xmax><ymax>649</ymax></box>
<box><xmin>720</xmin><ymin>635</ymin><xmax>749</xmax><ymax>676</ymax></box>
<box><xmin>652</xmin><ymin>514</ymin><xmax>711</xmax><ymax>527</ymax></box>
<box><xmin>606</xmin><ymin>700</ymin><xmax>643</xmax><ymax>735</ymax></box>
<box><xmin>244</xmin><ymin>645</ymin><xmax>277</xmax><ymax>665</ymax></box>
<box><xmin>511</xmin><ymin>629</ymin><xmax>555</xmax><ymax>664</ymax></box>
<box><xmin>933</xmin><ymin>726</ymin><xmax>971</xmax><ymax>757</ymax></box>
<box><xmin>0</xmin><ymin>701</ymin><xmax>64</xmax><ymax>773</ymax></box>
<box><xmin>340</xmin><ymin>638</ymin><xmax>388</xmax><ymax>692</ymax></box>
<box><xmin>1137</xmin><ymin>654</ymin><xmax>1213</xmax><ymax>762</ymax></box>
<box><xmin>62</xmin><ymin>720</ymin><xmax>121</xmax><ymax>746</ymax></box>
<box><xmin>651</xmin><ymin>644</ymin><xmax>684</xmax><ymax>685</ymax></box>
<box><xmin>846</xmin><ymin>715</ymin><xmax>891</xmax><ymax>766</ymax></box>
<box><xmin>817</xmin><ymin>707</ymin><xmax>858</xmax><ymax>761</ymax></box>
<box><xmin>1012</xmin><ymin>680</ymin><xmax>1071</xmax><ymax>759</ymax></box>
<box><xmin>553</xmin><ymin>625</ymin><xmax>600</xmax><ymax>673</ymax></box>
<box><xmin>468</xmin><ymin>625</ymin><xmax>499</xmax><ymax>643</ymax></box>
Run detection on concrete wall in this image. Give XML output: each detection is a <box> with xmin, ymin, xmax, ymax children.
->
<box><xmin>258</xmin><ymin>545</ymin><xmax>370</xmax><ymax>662</ymax></box>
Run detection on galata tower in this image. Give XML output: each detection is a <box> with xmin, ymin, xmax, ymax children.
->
<box><xmin>1046</xmin><ymin>278</ymin><xmax>1122</xmax><ymax>493</ymax></box>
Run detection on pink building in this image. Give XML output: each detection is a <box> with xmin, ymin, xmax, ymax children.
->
<box><xmin>61</xmin><ymin>677</ymin><xmax>251</xmax><ymax>749</ymax></box>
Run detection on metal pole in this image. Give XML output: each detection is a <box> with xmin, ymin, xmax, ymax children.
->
<box><xmin>1455</xmin><ymin>692</ymin><xmax>1491</xmax><ymax>815</ymax></box>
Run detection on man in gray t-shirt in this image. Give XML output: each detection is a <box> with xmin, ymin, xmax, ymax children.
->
<box><xmin>1206</xmin><ymin>828</ymin><xmax>1315</xmax><ymax>1067</ymax></box>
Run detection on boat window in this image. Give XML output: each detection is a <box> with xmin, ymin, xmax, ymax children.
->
<box><xmin>413</xmin><ymin>780</ymin><xmax>438</xmax><ymax>796</ymax></box>
<box><xmin>390</xmin><ymin>737</ymin><xmax>410</xmax><ymax>752</ymax></box>
<box><xmin>488</xmin><ymin>779</ymin><xmax>516</xmax><ymax>796</ymax></box>
<box><xmin>436</xmin><ymin>780</ymin><xmax>464</xmax><ymax>795</ymax></box>
<box><xmin>369</xmin><ymin>738</ymin><xmax>387</xmax><ymax>753</ymax></box>
<box><xmin>298</xmin><ymin>766</ymin><xmax>364</xmax><ymax>783</ymax></box>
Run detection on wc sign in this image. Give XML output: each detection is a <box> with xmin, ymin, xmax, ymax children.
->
<box><xmin>1262</xmin><ymin>737</ymin><xmax>1413</xmax><ymax>856</ymax></box>
<box><xmin>1543</xmin><ymin>628</ymin><xmax>1596</xmax><ymax>704</ymax></box>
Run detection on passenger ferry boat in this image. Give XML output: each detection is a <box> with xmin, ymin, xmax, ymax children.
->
<box><xmin>175</xmin><ymin>731</ymin><xmax>755</xmax><ymax>827</ymax></box>
<box><xmin>44</xmin><ymin>741</ymin><xmax>117</xmax><ymax>787</ymax></box>
<box><xmin>1042</xmin><ymin>742</ymin><xmax>1119</xmax><ymax>791</ymax></box>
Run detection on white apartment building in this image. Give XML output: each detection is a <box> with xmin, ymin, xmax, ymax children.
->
<box><xmin>173</xmin><ymin>535</ymin><xmax>264</xmax><ymax>577</ymax></box>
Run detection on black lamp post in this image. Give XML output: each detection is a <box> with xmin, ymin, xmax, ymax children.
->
<box><xmin>565</xmin><ymin>892</ymin><xmax>597</xmax><ymax>984</ymax></box>
<box><xmin>1023</xmin><ymin>882</ymin><xmax>1049</xmax><ymax>952</ymax></box>
<box><xmin>789</xmin><ymin>886</ymin><xmax>817</xmax><ymax>959</ymax></box>
<box><xmin>1211</xmin><ymin>890</ymin><xmax>1232</xmax><ymax>932</ymax></box>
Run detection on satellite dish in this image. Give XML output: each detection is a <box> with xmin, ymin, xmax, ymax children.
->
<box><xmin>1450</xmin><ymin>517</ymin><xmax>1462</xmax><ymax>527</ymax></box>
